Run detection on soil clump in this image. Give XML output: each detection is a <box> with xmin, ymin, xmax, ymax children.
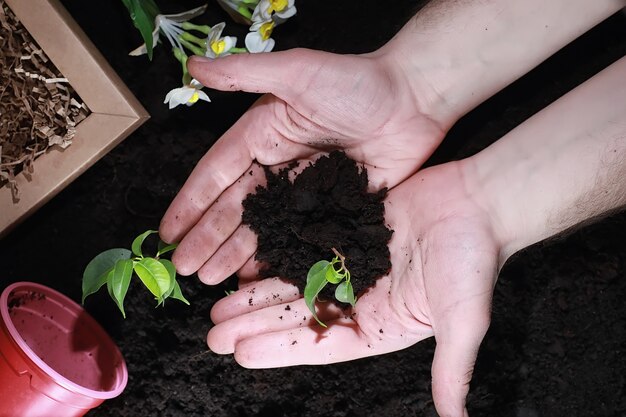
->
<box><xmin>242</xmin><ymin>151</ymin><xmax>393</xmax><ymax>296</ymax></box>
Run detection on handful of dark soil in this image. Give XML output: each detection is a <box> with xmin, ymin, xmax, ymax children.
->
<box><xmin>242</xmin><ymin>151</ymin><xmax>393</xmax><ymax>297</ymax></box>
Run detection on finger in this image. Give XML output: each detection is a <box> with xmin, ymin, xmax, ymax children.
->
<box><xmin>431</xmin><ymin>299</ymin><xmax>491</xmax><ymax>417</ymax></box>
<box><xmin>232</xmin><ymin>315</ymin><xmax>416</xmax><ymax>369</ymax></box>
<box><xmin>194</xmin><ymin>155</ymin><xmax>321</xmax><ymax>281</ymax></box>
<box><xmin>210</xmin><ymin>277</ymin><xmax>301</xmax><ymax>324</ymax></box>
<box><xmin>160</xmin><ymin>96</ymin><xmax>318</xmax><ymax>244</ymax></box>
<box><xmin>197</xmin><ymin>225</ymin><xmax>257</xmax><ymax>285</ymax></box>
<box><xmin>188</xmin><ymin>49</ymin><xmax>320</xmax><ymax>98</ymax></box>
<box><xmin>171</xmin><ymin>163</ymin><xmax>264</xmax><ymax>275</ymax></box>
<box><xmin>237</xmin><ymin>255</ymin><xmax>264</xmax><ymax>282</ymax></box>
<box><xmin>208</xmin><ymin>298</ymin><xmax>344</xmax><ymax>354</ymax></box>
<box><xmin>159</xmin><ymin>113</ymin><xmax>255</xmax><ymax>244</ymax></box>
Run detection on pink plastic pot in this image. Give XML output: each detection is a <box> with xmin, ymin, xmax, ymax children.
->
<box><xmin>0</xmin><ymin>282</ymin><xmax>127</xmax><ymax>417</ymax></box>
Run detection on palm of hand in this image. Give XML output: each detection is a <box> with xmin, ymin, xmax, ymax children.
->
<box><xmin>242</xmin><ymin>49</ymin><xmax>446</xmax><ymax>189</ymax></box>
<box><xmin>160</xmin><ymin>49</ymin><xmax>446</xmax><ymax>278</ymax></box>
<box><xmin>208</xmin><ymin>162</ymin><xmax>499</xmax><ymax>412</ymax></box>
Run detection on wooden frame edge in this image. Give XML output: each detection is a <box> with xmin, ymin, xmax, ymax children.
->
<box><xmin>1</xmin><ymin>0</ymin><xmax>149</xmax><ymax>238</ymax></box>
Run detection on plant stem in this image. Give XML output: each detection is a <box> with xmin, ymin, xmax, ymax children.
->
<box><xmin>237</xmin><ymin>5</ymin><xmax>253</xmax><ymax>19</ymax></box>
<box><xmin>181</xmin><ymin>21</ymin><xmax>211</xmax><ymax>35</ymax></box>
<box><xmin>173</xmin><ymin>48</ymin><xmax>192</xmax><ymax>85</ymax></box>
<box><xmin>229</xmin><ymin>47</ymin><xmax>248</xmax><ymax>54</ymax></box>
<box><xmin>181</xmin><ymin>32</ymin><xmax>207</xmax><ymax>49</ymax></box>
<box><xmin>178</xmin><ymin>36</ymin><xmax>206</xmax><ymax>57</ymax></box>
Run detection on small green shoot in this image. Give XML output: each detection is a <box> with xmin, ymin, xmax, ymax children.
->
<box><xmin>304</xmin><ymin>248</ymin><xmax>356</xmax><ymax>327</ymax></box>
<box><xmin>82</xmin><ymin>230</ymin><xmax>189</xmax><ymax>318</ymax></box>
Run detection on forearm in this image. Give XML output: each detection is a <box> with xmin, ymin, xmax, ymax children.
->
<box><xmin>465</xmin><ymin>56</ymin><xmax>626</xmax><ymax>263</ymax></box>
<box><xmin>379</xmin><ymin>0</ymin><xmax>625</xmax><ymax>130</ymax></box>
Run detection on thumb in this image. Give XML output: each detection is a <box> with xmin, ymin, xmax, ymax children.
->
<box><xmin>187</xmin><ymin>48</ymin><xmax>317</xmax><ymax>97</ymax></box>
<box><xmin>430</xmin><ymin>302</ymin><xmax>491</xmax><ymax>417</ymax></box>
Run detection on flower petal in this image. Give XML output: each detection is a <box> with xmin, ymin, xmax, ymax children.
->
<box><xmin>208</xmin><ymin>22</ymin><xmax>227</xmax><ymax>44</ymax></box>
<box><xmin>223</xmin><ymin>36</ymin><xmax>237</xmax><ymax>51</ymax></box>
<box><xmin>196</xmin><ymin>90</ymin><xmax>211</xmax><ymax>103</ymax></box>
<box><xmin>164</xmin><ymin>88</ymin><xmax>180</xmax><ymax>104</ymax></box>
<box><xmin>263</xmin><ymin>37</ymin><xmax>275</xmax><ymax>52</ymax></box>
<box><xmin>250</xmin><ymin>17</ymin><xmax>271</xmax><ymax>31</ymax></box>
<box><xmin>167</xmin><ymin>91</ymin><xmax>185</xmax><ymax>109</ymax></box>
<box><xmin>245</xmin><ymin>32</ymin><xmax>264</xmax><ymax>53</ymax></box>
<box><xmin>164</xmin><ymin>4</ymin><xmax>208</xmax><ymax>22</ymax></box>
<box><xmin>178</xmin><ymin>88</ymin><xmax>196</xmax><ymax>104</ymax></box>
<box><xmin>254</xmin><ymin>0</ymin><xmax>272</xmax><ymax>21</ymax></box>
<box><xmin>190</xmin><ymin>79</ymin><xmax>204</xmax><ymax>89</ymax></box>
<box><xmin>275</xmin><ymin>6</ymin><xmax>296</xmax><ymax>19</ymax></box>
<box><xmin>251</xmin><ymin>2</ymin><xmax>272</xmax><ymax>26</ymax></box>
<box><xmin>129</xmin><ymin>26</ymin><xmax>160</xmax><ymax>56</ymax></box>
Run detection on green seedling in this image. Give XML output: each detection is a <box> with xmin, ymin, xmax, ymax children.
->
<box><xmin>82</xmin><ymin>230</ymin><xmax>189</xmax><ymax>318</ymax></box>
<box><xmin>304</xmin><ymin>248</ymin><xmax>356</xmax><ymax>327</ymax></box>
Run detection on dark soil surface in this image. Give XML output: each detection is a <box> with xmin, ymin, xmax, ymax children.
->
<box><xmin>0</xmin><ymin>1</ymin><xmax>625</xmax><ymax>417</ymax></box>
<box><xmin>242</xmin><ymin>151</ymin><xmax>392</xmax><ymax>297</ymax></box>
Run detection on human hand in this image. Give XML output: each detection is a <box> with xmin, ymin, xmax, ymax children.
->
<box><xmin>207</xmin><ymin>160</ymin><xmax>500</xmax><ymax>417</ymax></box>
<box><xmin>159</xmin><ymin>48</ymin><xmax>448</xmax><ymax>280</ymax></box>
<box><xmin>158</xmin><ymin>0</ymin><xmax>623</xmax><ymax>283</ymax></box>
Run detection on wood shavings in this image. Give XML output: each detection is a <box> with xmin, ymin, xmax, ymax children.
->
<box><xmin>0</xmin><ymin>0</ymin><xmax>90</xmax><ymax>201</ymax></box>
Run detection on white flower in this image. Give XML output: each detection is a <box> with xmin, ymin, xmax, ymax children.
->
<box><xmin>205</xmin><ymin>22</ymin><xmax>238</xmax><ymax>59</ymax></box>
<box><xmin>129</xmin><ymin>5</ymin><xmax>208</xmax><ymax>56</ymax></box>
<box><xmin>255</xmin><ymin>0</ymin><xmax>296</xmax><ymax>21</ymax></box>
<box><xmin>245</xmin><ymin>15</ymin><xmax>276</xmax><ymax>53</ymax></box>
<box><xmin>164</xmin><ymin>79</ymin><xmax>210</xmax><ymax>109</ymax></box>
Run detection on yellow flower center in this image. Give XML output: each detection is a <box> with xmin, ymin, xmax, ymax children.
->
<box><xmin>259</xmin><ymin>21</ymin><xmax>275</xmax><ymax>41</ymax></box>
<box><xmin>210</xmin><ymin>39</ymin><xmax>226</xmax><ymax>56</ymax></box>
<box><xmin>188</xmin><ymin>91</ymin><xmax>200</xmax><ymax>104</ymax></box>
<box><xmin>268</xmin><ymin>0</ymin><xmax>288</xmax><ymax>12</ymax></box>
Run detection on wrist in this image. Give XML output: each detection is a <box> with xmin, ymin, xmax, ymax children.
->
<box><xmin>462</xmin><ymin>57</ymin><xmax>626</xmax><ymax>266</ymax></box>
<box><xmin>374</xmin><ymin>34</ymin><xmax>462</xmax><ymax>133</ymax></box>
<box><xmin>376</xmin><ymin>0</ymin><xmax>624</xmax><ymax>132</ymax></box>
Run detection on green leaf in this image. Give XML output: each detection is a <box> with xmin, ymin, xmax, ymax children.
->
<box><xmin>107</xmin><ymin>259</ymin><xmax>134</xmax><ymax>318</ymax></box>
<box><xmin>133</xmin><ymin>257</ymin><xmax>171</xmax><ymax>302</ymax></box>
<box><xmin>160</xmin><ymin>259</ymin><xmax>177</xmax><ymax>299</ymax></box>
<box><xmin>121</xmin><ymin>0</ymin><xmax>159</xmax><ymax>60</ymax></box>
<box><xmin>304</xmin><ymin>261</ymin><xmax>331</xmax><ymax>327</ymax></box>
<box><xmin>325</xmin><ymin>265</ymin><xmax>343</xmax><ymax>284</ymax></box>
<box><xmin>335</xmin><ymin>281</ymin><xmax>356</xmax><ymax>307</ymax></box>
<box><xmin>308</xmin><ymin>260</ymin><xmax>330</xmax><ymax>281</ymax></box>
<box><xmin>141</xmin><ymin>0</ymin><xmax>160</xmax><ymax>18</ymax></box>
<box><xmin>131</xmin><ymin>230</ymin><xmax>158</xmax><ymax>257</ymax></box>
<box><xmin>170</xmin><ymin>280</ymin><xmax>190</xmax><ymax>305</ymax></box>
<box><xmin>82</xmin><ymin>248</ymin><xmax>132</xmax><ymax>304</ymax></box>
<box><xmin>157</xmin><ymin>240</ymin><xmax>178</xmax><ymax>257</ymax></box>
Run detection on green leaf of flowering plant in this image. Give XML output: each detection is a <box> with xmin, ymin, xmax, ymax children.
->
<box><xmin>120</xmin><ymin>0</ymin><xmax>160</xmax><ymax>60</ymax></box>
<box><xmin>131</xmin><ymin>230</ymin><xmax>158</xmax><ymax>258</ymax></box>
<box><xmin>157</xmin><ymin>240</ymin><xmax>178</xmax><ymax>258</ymax></box>
<box><xmin>170</xmin><ymin>280</ymin><xmax>190</xmax><ymax>305</ymax></box>
<box><xmin>334</xmin><ymin>281</ymin><xmax>356</xmax><ymax>307</ymax></box>
<box><xmin>107</xmin><ymin>258</ymin><xmax>134</xmax><ymax>318</ymax></box>
<box><xmin>159</xmin><ymin>259</ymin><xmax>177</xmax><ymax>300</ymax></box>
<box><xmin>82</xmin><ymin>248</ymin><xmax>132</xmax><ymax>304</ymax></box>
<box><xmin>304</xmin><ymin>260</ymin><xmax>331</xmax><ymax>327</ymax></box>
<box><xmin>82</xmin><ymin>228</ymin><xmax>189</xmax><ymax>317</ymax></box>
<box><xmin>133</xmin><ymin>257</ymin><xmax>172</xmax><ymax>303</ymax></box>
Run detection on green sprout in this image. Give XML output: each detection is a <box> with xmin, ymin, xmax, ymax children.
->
<box><xmin>304</xmin><ymin>248</ymin><xmax>356</xmax><ymax>327</ymax></box>
<box><xmin>82</xmin><ymin>230</ymin><xmax>189</xmax><ymax>318</ymax></box>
